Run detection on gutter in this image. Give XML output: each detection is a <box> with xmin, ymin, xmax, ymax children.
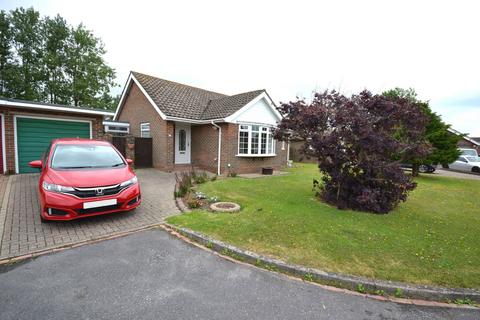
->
<box><xmin>167</xmin><ymin>116</ymin><xmax>225</xmax><ymax>124</ymax></box>
<box><xmin>0</xmin><ymin>99</ymin><xmax>114</xmax><ymax>117</ymax></box>
<box><xmin>211</xmin><ymin>121</ymin><xmax>222</xmax><ymax>175</ymax></box>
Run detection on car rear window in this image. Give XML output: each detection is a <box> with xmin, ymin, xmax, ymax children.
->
<box><xmin>460</xmin><ymin>149</ymin><xmax>478</xmax><ymax>157</ymax></box>
<box><xmin>51</xmin><ymin>144</ymin><xmax>125</xmax><ymax>169</ymax></box>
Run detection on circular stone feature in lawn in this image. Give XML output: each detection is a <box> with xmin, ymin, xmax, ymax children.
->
<box><xmin>210</xmin><ymin>202</ymin><xmax>241</xmax><ymax>213</ymax></box>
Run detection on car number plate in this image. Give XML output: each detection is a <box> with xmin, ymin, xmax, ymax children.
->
<box><xmin>83</xmin><ymin>199</ymin><xmax>117</xmax><ymax>209</ymax></box>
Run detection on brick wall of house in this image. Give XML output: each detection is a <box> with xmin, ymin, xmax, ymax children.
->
<box><xmin>0</xmin><ymin>105</ymin><xmax>104</xmax><ymax>174</ymax></box>
<box><xmin>190</xmin><ymin>123</ymin><xmax>288</xmax><ymax>175</ymax></box>
<box><xmin>221</xmin><ymin>123</ymin><xmax>288</xmax><ymax>174</ymax></box>
<box><xmin>191</xmin><ymin>124</ymin><xmax>219</xmax><ymax>173</ymax></box>
<box><xmin>117</xmin><ymin>82</ymin><xmax>174</xmax><ymax>170</ymax></box>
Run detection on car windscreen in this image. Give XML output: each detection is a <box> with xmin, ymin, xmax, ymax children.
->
<box><xmin>51</xmin><ymin>144</ymin><xmax>125</xmax><ymax>169</ymax></box>
<box><xmin>461</xmin><ymin>150</ymin><xmax>477</xmax><ymax>156</ymax></box>
<box><xmin>466</xmin><ymin>156</ymin><xmax>480</xmax><ymax>162</ymax></box>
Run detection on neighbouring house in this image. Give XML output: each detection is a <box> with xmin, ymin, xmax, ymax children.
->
<box><xmin>114</xmin><ymin>71</ymin><xmax>288</xmax><ymax>175</ymax></box>
<box><xmin>0</xmin><ymin>98</ymin><xmax>114</xmax><ymax>174</ymax></box>
<box><xmin>448</xmin><ymin>128</ymin><xmax>480</xmax><ymax>152</ymax></box>
<box><xmin>288</xmin><ymin>137</ymin><xmax>317</xmax><ymax>163</ymax></box>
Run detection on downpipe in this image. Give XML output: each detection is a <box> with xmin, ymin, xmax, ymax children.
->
<box><xmin>211</xmin><ymin>121</ymin><xmax>222</xmax><ymax>175</ymax></box>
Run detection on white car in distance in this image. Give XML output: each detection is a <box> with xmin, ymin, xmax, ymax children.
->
<box><xmin>459</xmin><ymin>148</ymin><xmax>478</xmax><ymax>157</ymax></box>
<box><xmin>449</xmin><ymin>155</ymin><xmax>480</xmax><ymax>173</ymax></box>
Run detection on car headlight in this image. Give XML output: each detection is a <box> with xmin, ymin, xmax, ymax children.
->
<box><xmin>120</xmin><ymin>176</ymin><xmax>138</xmax><ymax>188</ymax></box>
<box><xmin>42</xmin><ymin>181</ymin><xmax>75</xmax><ymax>193</ymax></box>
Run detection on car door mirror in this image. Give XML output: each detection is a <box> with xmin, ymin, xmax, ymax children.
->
<box><xmin>126</xmin><ymin>159</ymin><xmax>133</xmax><ymax>165</ymax></box>
<box><xmin>29</xmin><ymin>160</ymin><xmax>43</xmax><ymax>168</ymax></box>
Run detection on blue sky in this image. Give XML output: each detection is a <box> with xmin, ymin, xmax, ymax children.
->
<box><xmin>3</xmin><ymin>0</ymin><xmax>480</xmax><ymax>136</ymax></box>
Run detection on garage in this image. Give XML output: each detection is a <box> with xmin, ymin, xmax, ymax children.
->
<box><xmin>15</xmin><ymin>117</ymin><xmax>92</xmax><ymax>173</ymax></box>
<box><xmin>0</xmin><ymin>98</ymin><xmax>113</xmax><ymax>174</ymax></box>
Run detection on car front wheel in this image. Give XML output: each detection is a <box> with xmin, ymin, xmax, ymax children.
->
<box><xmin>472</xmin><ymin>167</ymin><xmax>480</xmax><ymax>173</ymax></box>
<box><xmin>419</xmin><ymin>165</ymin><xmax>429</xmax><ymax>173</ymax></box>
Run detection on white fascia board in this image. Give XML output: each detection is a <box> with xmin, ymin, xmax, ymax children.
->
<box><xmin>113</xmin><ymin>73</ymin><xmax>133</xmax><ymax>120</ymax></box>
<box><xmin>114</xmin><ymin>73</ymin><xmax>168</xmax><ymax>121</ymax></box>
<box><xmin>224</xmin><ymin>91</ymin><xmax>282</xmax><ymax>124</ymax></box>
<box><xmin>0</xmin><ymin>99</ymin><xmax>114</xmax><ymax>117</ymax></box>
<box><xmin>103</xmin><ymin>120</ymin><xmax>130</xmax><ymax>127</ymax></box>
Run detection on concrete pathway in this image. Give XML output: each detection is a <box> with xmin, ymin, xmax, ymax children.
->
<box><xmin>0</xmin><ymin>229</ymin><xmax>477</xmax><ymax>320</ymax></box>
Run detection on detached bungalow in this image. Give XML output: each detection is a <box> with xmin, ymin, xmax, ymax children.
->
<box><xmin>114</xmin><ymin>72</ymin><xmax>288</xmax><ymax>175</ymax></box>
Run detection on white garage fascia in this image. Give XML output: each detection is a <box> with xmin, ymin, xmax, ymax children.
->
<box><xmin>0</xmin><ymin>99</ymin><xmax>114</xmax><ymax>117</ymax></box>
<box><xmin>13</xmin><ymin>115</ymin><xmax>93</xmax><ymax>174</ymax></box>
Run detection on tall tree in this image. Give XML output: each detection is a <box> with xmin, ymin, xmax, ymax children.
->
<box><xmin>0</xmin><ymin>10</ymin><xmax>13</xmax><ymax>96</ymax></box>
<box><xmin>383</xmin><ymin>88</ymin><xmax>461</xmax><ymax>175</ymax></box>
<box><xmin>65</xmin><ymin>24</ymin><xmax>116</xmax><ymax>107</ymax></box>
<box><xmin>9</xmin><ymin>7</ymin><xmax>45</xmax><ymax>101</ymax></box>
<box><xmin>43</xmin><ymin>14</ymin><xmax>69</xmax><ymax>104</ymax></box>
<box><xmin>0</xmin><ymin>7</ymin><xmax>118</xmax><ymax>109</ymax></box>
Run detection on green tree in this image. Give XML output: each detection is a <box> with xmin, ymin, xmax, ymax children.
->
<box><xmin>65</xmin><ymin>23</ymin><xmax>116</xmax><ymax>107</ymax></box>
<box><xmin>383</xmin><ymin>87</ymin><xmax>461</xmax><ymax>176</ymax></box>
<box><xmin>43</xmin><ymin>14</ymin><xmax>69</xmax><ymax>104</ymax></box>
<box><xmin>0</xmin><ymin>10</ymin><xmax>13</xmax><ymax>96</ymax></box>
<box><xmin>96</xmin><ymin>92</ymin><xmax>120</xmax><ymax>111</ymax></box>
<box><xmin>0</xmin><ymin>7</ymin><xmax>118</xmax><ymax>109</ymax></box>
<box><xmin>9</xmin><ymin>7</ymin><xmax>45</xmax><ymax>101</ymax></box>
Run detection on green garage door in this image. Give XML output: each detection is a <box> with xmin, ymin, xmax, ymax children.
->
<box><xmin>16</xmin><ymin>117</ymin><xmax>91</xmax><ymax>173</ymax></box>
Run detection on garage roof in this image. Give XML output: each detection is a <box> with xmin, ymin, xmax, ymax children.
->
<box><xmin>0</xmin><ymin>98</ymin><xmax>115</xmax><ymax>117</ymax></box>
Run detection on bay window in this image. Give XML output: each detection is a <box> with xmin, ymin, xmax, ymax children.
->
<box><xmin>238</xmin><ymin>124</ymin><xmax>276</xmax><ymax>156</ymax></box>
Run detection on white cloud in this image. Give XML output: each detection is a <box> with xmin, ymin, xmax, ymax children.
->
<box><xmin>3</xmin><ymin>0</ymin><xmax>480</xmax><ymax>135</ymax></box>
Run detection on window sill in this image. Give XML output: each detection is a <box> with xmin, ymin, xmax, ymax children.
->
<box><xmin>236</xmin><ymin>154</ymin><xmax>277</xmax><ymax>157</ymax></box>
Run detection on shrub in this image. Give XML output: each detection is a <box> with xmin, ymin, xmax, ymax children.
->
<box><xmin>276</xmin><ymin>90</ymin><xmax>430</xmax><ymax>213</ymax></box>
<box><xmin>175</xmin><ymin>171</ymin><xmax>192</xmax><ymax>198</ymax></box>
<box><xmin>187</xmin><ymin>198</ymin><xmax>202</xmax><ymax>209</ymax></box>
<box><xmin>194</xmin><ymin>171</ymin><xmax>209</xmax><ymax>184</ymax></box>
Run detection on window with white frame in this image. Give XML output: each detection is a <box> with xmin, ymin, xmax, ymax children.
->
<box><xmin>238</xmin><ymin>124</ymin><xmax>276</xmax><ymax>156</ymax></box>
<box><xmin>104</xmin><ymin>125</ymin><xmax>129</xmax><ymax>135</ymax></box>
<box><xmin>140</xmin><ymin>122</ymin><xmax>151</xmax><ymax>138</ymax></box>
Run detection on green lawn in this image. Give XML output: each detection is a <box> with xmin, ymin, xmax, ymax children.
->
<box><xmin>167</xmin><ymin>163</ymin><xmax>480</xmax><ymax>289</ymax></box>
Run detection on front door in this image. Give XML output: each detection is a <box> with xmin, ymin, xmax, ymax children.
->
<box><xmin>175</xmin><ymin>123</ymin><xmax>191</xmax><ymax>164</ymax></box>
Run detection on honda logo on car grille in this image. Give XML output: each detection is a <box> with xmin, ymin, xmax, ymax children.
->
<box><xmin>96</xmin><ymin>188</ymin><xmax>104</xmax><ymax>196</ymax></box>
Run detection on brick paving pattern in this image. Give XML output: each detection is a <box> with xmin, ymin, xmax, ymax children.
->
<box><xmin>0</xmin><ymin>169</ymin><xmax>179</xmax><ymax>259</ymax></box>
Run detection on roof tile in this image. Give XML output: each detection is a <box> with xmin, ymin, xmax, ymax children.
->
<box><xmin>131</xmin><ymin>71</ymin><xmax>264</xmax><ymax>120</ymax></box>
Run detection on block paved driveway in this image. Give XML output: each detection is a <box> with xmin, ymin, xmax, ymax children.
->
<box><xmin>0</xmin><ymin>169</ymin><xmax>179</xmax><ymax>260</ymax></box>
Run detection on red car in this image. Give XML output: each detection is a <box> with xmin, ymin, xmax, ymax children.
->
<box><xmin>29</xmin><ymin>138</ymin><xmax>141</xmax><ymax>222</ymax></box>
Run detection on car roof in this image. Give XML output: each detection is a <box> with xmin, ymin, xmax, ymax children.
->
<box><xmin>52</xmin><ymin>138</ymin><xmax>111</xmax><ymax>146</ymax></box>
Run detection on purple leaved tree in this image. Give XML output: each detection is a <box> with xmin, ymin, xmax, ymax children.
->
<box><xmin>276</xmin><ymin>90</ymin><xmax>430</xmax><ymax>214</ymax></box>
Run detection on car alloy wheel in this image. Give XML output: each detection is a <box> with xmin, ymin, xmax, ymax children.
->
<box><xmin>419</xmin><ymin>165</ymin><xmax>429</xmax><ymax>173</ymax></box>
